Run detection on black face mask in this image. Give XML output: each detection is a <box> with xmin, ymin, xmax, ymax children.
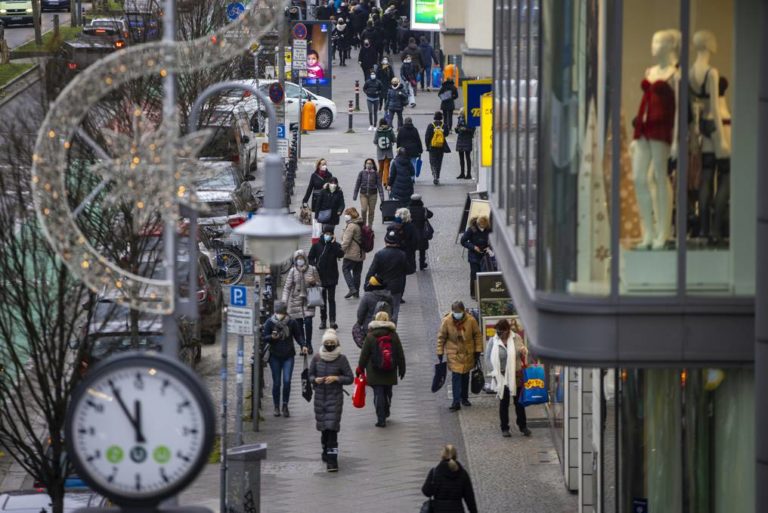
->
<box><xmin>323</xmin><ymin>344</ymin><xmax>337</xmax><ymax>351</ymax></box>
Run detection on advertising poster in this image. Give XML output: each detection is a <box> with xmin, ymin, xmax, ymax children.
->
<box><xmin>410</xmin><ymin>0</ymin><xmax>444</xmax><ymax>31</ymax></box>
<box><xmin>480</xmin><ymin>92</ymin><xmax>493</xmax><ymax>167</ymax></box>
<box><xmin>463</xmin><ymin>79</ymin><xmax>492</xmax><ymax>128</ymax></box>
<box><xmin>291</xmin><ymin>21</ymin><xmax>333</xmax><ymax>99</ymax></box>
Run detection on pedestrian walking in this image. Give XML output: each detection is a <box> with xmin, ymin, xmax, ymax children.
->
<box><xmin>373</xmin><ymin>118</ymin><xmax>395</xmax><ymax>186</ymax></box>
<box><xmin>399</xmin><ymin>55</ymin><xmax>418</xmax><ymax>106</ymax></box>
<box><xmin>353</xmin><ymin>158</ymin><xmax>385</xmax><ymax>226</ymax></box>
<box><xmin>332</xmin><ymin>18</ymin><xmax>350</xmax><ymax>66</ymax></box>
<box><xmin>340</xmin><ymin>207</ymin><xmax>366</xmax><ymax>298</ymax></box>
<box><xmin>357</xmin><ymin>311</ymin><xmax>405</xmax><ymax>427</ymax></box>
<box><xmin>308</xmin><ymin>224</ymin><xmax>345</xmax><ymax>330</ymax></box>
<box><xmin>437</xmin><ymin>77</ymin><xmax>459</xmax><ymax>133</ymax></box>
<box><xmin>488</xmin><ymin>319</ymin><xmax>532</xmax><ymax>437</ymax></box>
<box><xmin>460</xmin><ymin>215</ymin><xmax>491</xmax><ymax>299</ymax></box>
<box><xmin>357</xmin><ymin>276</ymin><xmax>394</xmax><ymax>328</ymax></box>
<box><xmin>365</xmin><ymin>227</ymin><xmax>407</xmax><ymax>323</ymax></box>
<box><xmin>418</xmin><ymin>35</ymin><xmax>438</xmax><ymax>91</ymax></box>
<box><xmin>302</xmin><ymin>158</ymin><xmax>334</xmax><ymax>212</ymax></box>
<box><xmin>425</xmin><ymin>111</ymin><xmax>451</xmax><ymax>185</ymax></box>
<box><xmin>381</xmin><ymin>5</ymin><xmax>398</xmax><ymax>54</ymax></box>
<box><xmin>309</xmin><ymin>329</ymin><xmax>354</xmax><ymax>472</ymax></box>
<box><xmin>436</xmin><ymin>300</ymin><xmax>483</xmax><ymax>411</ymax></box>
<box><xmin>396</xmin><ymin>117</ymin><xmax>423</xmax><ymax>174</ymax></box>
<box><xmin>407</xmin><ymin>193</ymin><xmax>434</xmax><ymax>270</ymax></box>
<box><xmin>358</xmin><ymin>37</ymin><xmax>379</xmax><ymax>82</ymax></box>
<box><xmin>363</xmin><ymin>71</ymin><xmax>384</xmax><ymax>129</ymax></box>
<box><xmin>455</xmin><ymin>110</ymin><xmax>476</xmax><ymax>180</ymax></box>
<box><xmin>421</xmin><ymin>444</ymin><xmax>478</xmax><ymax>513</ymax></box>
<box><xmin>281</xmin><ymin>250</ymin><xmax>321</xmax><ymax>353</ymax></box>
<box><xmin>385</xmin><ymin>77</ymin><xmax>408</xmax><ymax>129</ymax></box>
<box><xmin>393</xmin><ymin>207</ymin><xmax>418</xmax><ymax>276</ymax></box>
<box><xmin>314</xmin><ymin>177</ymin><xmax>346</xmax><ymax>228</ymax></box>
<box><xmin>400</xmin><ymin>36</ymin><xmax>423</xmax><ymax>77</ymax></box>
<box><xmin>387</xmin><ymin>147</ymin><xmax>415</xmax><ymax>201</ymax></box>
<box><xmin>261</xmin><ymin>301</ymin><xmax>308</xmax><ymax>418</ymax></box>
<box><xmin>376</xmin><ymin>58</ymin><xmax>395</xmax><ymax>111</ymax></box>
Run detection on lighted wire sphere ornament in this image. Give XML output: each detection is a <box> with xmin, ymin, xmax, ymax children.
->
<box><xmin>30</xmin><ymin>0</ymin><xmax>282</xmax><ymax>314</ymax></box>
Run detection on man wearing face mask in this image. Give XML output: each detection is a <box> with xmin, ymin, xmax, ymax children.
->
<box><xmin>437</xmin><ymin>301</ymin><xmax>483</xmax><ymax>411</ymax></box>
<box><xmin>399</xmin><ymin>55</ymin><xmax>418</xmax><ymax>107</ymax></box>
<box><xmin>460</xmin><ymin>215</ymin><xmax>492</xmax><ymax>300</ymax></box>
<box><xmin>363</xmin><ymin>71</ymin><xmax>385</xmax><ymax>130</ymax></box>
<box><xmin>261</xmin><ymin>301</ymin><xmax>308</xmax><ymax>418</ymax></box>
<box><xmin>358</xmin><ymin>37</ymin><xmax>379</xmax><ymax>83</ymax></box>
<box><xmin>308</xmin><ymin>225</ymin><xmax>345</xmax><ymax>330</ymax></box>
<box><xmin>314</xmin><ymin>177</ymin><xmax>346</xmax><ymax>228</ymax></box>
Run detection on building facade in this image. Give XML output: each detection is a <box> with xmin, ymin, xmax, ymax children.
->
<box><xmin>488</xmin><ymin>0</ymin><xmax>764</xmax><ymax>511</ymax></box>
<box><xmin>440</xmin><ymin>0</ymin><xmax>492</xmax><ymax>78</ymax></box>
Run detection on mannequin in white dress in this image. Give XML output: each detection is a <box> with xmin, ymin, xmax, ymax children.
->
<box><xmin>631</xmin><ymin>29</ymin><xmax>681</xmax><ymax>249</ymax></box>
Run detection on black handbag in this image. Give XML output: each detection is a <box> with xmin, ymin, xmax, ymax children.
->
<box><xmin>423</xmin><ymin>219</ymin><xmax>435</xmax><ymax>241</ymax></box>
<box><xmin>480</xmin><ymin>252</ymin><xmax>498</xmax><ymax>272</ymax></box>
<box><xmin>301</xmin><ymin>355</ymin><xmax>313</xmax><ymax>402</ymax></box>
<box><xmin>420</xmin><ymin>467</ymin><xmax>437</xmax><ymax>513</ymax></box>
<box><xmin>470</xmin><ymin>361</ymin><xmax>485</xmax><ymax>394</ymax></box>
<box><xmin>431</xmin><ymin>361</ymin><xmax>447</xmax><ymax>393</ymax></box>
<box><xmin>317</xmin><ymin>209</ymin><xmax>333</xmax><ymax>224</ymax></box>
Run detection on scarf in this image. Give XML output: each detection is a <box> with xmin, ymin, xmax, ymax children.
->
<box><xmin>490</xmin><ymin>335</ymin><xmax>519</xmax><ymax>398</ymax></box>
<box><xmin>270</xmin><ymin>315</ymin><xmax>291</xmax><ymax>339</ymax></box>
<box><xmin>295</xmin><ymin>266</ymin><xmax>308</xmax><ymax>299</ymax></box>
<box><xmin>319</xmin><ymin>345</ymin><xmax>342</xmax><ymax>362</ymax></box>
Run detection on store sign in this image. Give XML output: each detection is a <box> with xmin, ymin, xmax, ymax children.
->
<box><xmin>410</xmin><ymin>0</ymin><xmax>444</xmax><ymax>31</ymax></box>
<box><xmin>463</xmin><ymin>79</ymin><xmax>492</xmax><ymax>128</ymax></box>
<box><xmin>480</xmin><ymin>92</ymin><xmax>493</xmax><ymax>167</ymax></box>
<box><xmin>477</xmin><ymin>272</ymin><xmax>510</xmax><ymax>301</ymax></box>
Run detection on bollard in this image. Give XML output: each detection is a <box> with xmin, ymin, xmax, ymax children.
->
<box><xmin>346</xmin><ymin>100</ymin><xmax>354</xmax><ymax>133</ymax></box>
<box><xmin>53</xmin><ymin>15</ymin><xmax>59</xmax><ymax>39</ymax></box>
<box><xmin>354</xmin><ymin>80</ymin><xmax>360</xmax><ymax>111</ymax></box>
<box><xmin>227</xmin><ymin>444</ymin><xmax>267</xmax><ymax>513</ymax></box>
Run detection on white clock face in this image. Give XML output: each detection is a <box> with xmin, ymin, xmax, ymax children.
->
<box><xmin>69</xmin><ymin>359</ymin><xmax>212</xmax><ymax>503</ymax></box>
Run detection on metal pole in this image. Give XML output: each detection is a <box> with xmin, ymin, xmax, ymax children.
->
<box><xmin>297</xmin><ymin>77</ymin><xmax>303</xmax><ymax>158</ymax></box>
<box><xmin>235</xmin><ymin>333</ymin><xmax>244</xmax><ymax>446</ymax></box>
<box><xmin>220</xmin><ymin>308</ymin><xmax>229</xmax><ymax>513</ymax></box>
<box><xmin>354</xmin><ymin>80</ymin><xmax>360</xmax><ymax>111</ymax></box>
<box><xmin>252</xmin><ymin>275</ymin><xmax>263</xmax><ymax>432</ymax></box>
<box><xmin>346</xmin><ymin>100</ymin><xmax>354</xmax><ymax>133</ymax></box>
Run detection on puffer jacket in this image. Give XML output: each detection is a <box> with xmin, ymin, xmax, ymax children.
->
<box><xmin>363</xmin><ymin>77</ymin><xmax>384</xmax><ymax>101</ymax></box>
<box><xmin>309</xmin><ymin>352</ymin><xmax>354</xmax><ymax>432</ymax></box>
<box><xmin>281</xmin><ymin>262</ymin><xmax>321</xmax><ymax>319</ymax></box>
<box><xmin>400</xmin><ymin>42</ymin><xmax>423</xmax><ymax>72</ymax></box>
<box><xmin>356</xmin><ymin>288</ymin><xmax>393</xmax><ymax>327</ymax></box>
<box><xmin>460</xmin><ymin>220</ymin><xmax>491</xmax><ymax>264</ymax></box>
<box><xmin>358</xmin><ymin>320</ymin><xmax>405</xmax><ymax>386</ymax></box>
<box><xmin>388</xmin><ymin>154</ymin><xmax>415</xmax><ymax>201</ymax></box>
<box><xmin>436</xmin><ymin>313</ymin><xmax>483</xmax><ymax>374</ymax></box>
<box><xmin>314</xmin><ymin>185</ymin><xmax>346</xmax><ymax>226</ymax></box>
<box><xmin>396</xmin><ymin>123</ymin><xmax>423</xmax><ymax>157</ymax></box>
<box><xmin>455</xmin><ymin>116</ymin><xmax>476</xmax><ymax>152</ymax></box>
<box><xmin>353</xmin><ymin>168</ymin><xmax>384</xmax><ymax>200</ymax></box>
<box><xmin>341</xmin><ymin>218</ymin><xmax>366</xmax><ymax>262</ymax></box>
<box><xmin>421</xmin><ymin>460</ymin><xmax>478</xmax><ymax>513</ymax></box>
<box><xmin>386</xmin><ymin>85</ymin><xmax>408</xmax><ymax>112</ymax></box>
<box><xmin>365</xmin><ymin>246</ymin><xmax>407</xmax><ymax>295</ymax></box>
<box><xmin>408</xmin><ymin>198</ymin><xmax>434</xmax><ymax>251</ymax></box>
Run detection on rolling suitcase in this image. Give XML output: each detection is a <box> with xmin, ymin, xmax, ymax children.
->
<box><xmin>380</xmin><ymin>199</ymin><xmax>403</xmax><ymax>223</ymax></box>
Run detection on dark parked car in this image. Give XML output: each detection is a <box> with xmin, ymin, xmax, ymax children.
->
<box><xmin>41</xmin><ymin>0</ymin><xmax>70</xmax><ymax>12</ymax></box>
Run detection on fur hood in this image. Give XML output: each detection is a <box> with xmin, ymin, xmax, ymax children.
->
<box><xmin>368</xmin><ymin>320</ymin><xmax>396</xmax><ymax>331</ymax></box>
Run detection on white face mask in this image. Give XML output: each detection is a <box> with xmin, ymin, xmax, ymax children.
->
<box><xmin>329</xmin><ymin>184</ymin><xmax>338</xmax><ymax>192</ymax></box>
<box><xmin>344</xmin><ymin>215</ymin><xmax>352</xmax><ymax>222</ymax></box>
<box><xmin>320</xmin><ymin>165</ymin><xmax>328</xmax><ymax>171</ymax></box>
<box><xmin>365</xmin><ymin>163</ymin><xmax>374</xmax><ymax>170</ymax></box>
<box><xmin>276</xmin><ymin>313</ymin><xmax>286</xmax><ymax>321</ymax></box>
<box><xmin>295</xmin><ymin>258</ymin><xmax>306</xmax><ymax>267</ymax></box>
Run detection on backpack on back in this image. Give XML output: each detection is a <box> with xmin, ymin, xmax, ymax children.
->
<box><xmin>430</xmin><ymin>123</ymin><xmax>445</xmax><ymax>148</ymax></box>
<box><xmin>371</xmin><ymin>334</ymin><xmax>394</xmax><ymax>372</ymax></box>
<box><xmin>359</xmin><ymin>225</ymin><xmax>375</xmax><ymax>253</ymax></box>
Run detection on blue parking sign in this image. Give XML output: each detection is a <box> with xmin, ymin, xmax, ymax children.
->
<box><xmin>230</xmin><ymin>285</ymin><xmax>247</xmax><ymax>306</ymax></box>
<box><xmin>277</xmin><ymin>124</ymin><xmax>286</xmax><ymax>139</ymax></box>
<box><xmin>226</xmin><ymin>2</ymin><xmax>245</xmax><ymax>21</ymax></box>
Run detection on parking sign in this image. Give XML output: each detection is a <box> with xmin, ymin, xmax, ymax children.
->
<box><xmin>230</xmin><ymin>285</ymin><xmax>247</xmax><ymax>307</ymax></box>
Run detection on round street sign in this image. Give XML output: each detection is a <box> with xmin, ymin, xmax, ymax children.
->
<box><xmin>226</xmin><ymin>2</ymin><xmax>245</xmax><ymax>21</ymax></box>
<box><xmin>268</xmin><ymin>82</ymin><xmax>284</xmax><ymax>104</ymax></box>
<box><xmin>292</xmin><ymin>22</ymin><xmax>308</xmax><ymax>40</ymax></box>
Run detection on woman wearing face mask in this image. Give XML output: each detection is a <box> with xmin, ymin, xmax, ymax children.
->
<box><xmin>376</xmin><ymin>58</ymin><xmax>395</xmax><ymax>111</ymax></box>
<box><xmin>340</xmin><ymin>208</ymin><xmax>366</xmax><ymax>299</ymax></box>
<box><xmin>314</xmin><ymin>177</ymin><xmax>346</xmax><ymax>227</ymax></box>
<box><xmin>358</xmin><ymin>37</ymin><xmax>379</xmax><ymax>83</ymax></box>
<box><xmin>309</xmin><ymin>329</ymin><xmax>354</xmax><ymax>472</ymax></box>
<box><xmin>302</xmin><ymin>159</ymin><xmax>334</xmax><ymax>214</ymax></box>
<box><xmin>353</xmin><ymin>158</ymin><xmax>385</xmax><ymax>226</ymax></box>
<box><xmin>436</xmin><ymin>301</ymin><xmax>483</xmax><ymax>411</ymax></box>
<box><xmin>460</xmin><ymin>215</ymin><xmax>492</xmax><ymax>300</ymax></box>
<box><xmin>363</xmin><ymin>71</ymin><xmax>385</xmax><ymax>130</ymax></box>
<box><xmin>261</xmin><ymin>301</ymin><xmax>308</xmax><ymax>418</ymax></box>
<box><xmin>488</xmin><ymin>319</ymin><xmax>531</xmax><ymax>437</ymax></box>
<box><xmin>308</xmin><ymin>225</ymin><xmax>345</xmax><ymax>330</ymax></box>
<box><xmin>281</xmin><ymin>249</ymin><xmax>322</xmax><ymax>353</ymax></box>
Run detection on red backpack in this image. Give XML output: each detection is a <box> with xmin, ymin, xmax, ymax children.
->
<box><xmin>359</xmin><ymin>225</ymin><xmax>375</xmax><ymax>253</ymax></box>
<box><xmin>371</xmin><ymin>334</ymin><xmax>394</xmax><ymax>372</ymax></box>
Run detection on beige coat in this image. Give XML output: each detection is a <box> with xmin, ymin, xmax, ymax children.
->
<box><xmin>341</xmin><ymin>217</ymin><xmax>365</xmax><ymax>262</ymax></box>
<box><xmin>436</xmin><ymin>313</ymin><xmax>483</xmax><ymax>374</ymax></box>
<box><xmin>281</xmin><ymin>265</ymin><xmax>321</xmax><ymax>318</ymax></box>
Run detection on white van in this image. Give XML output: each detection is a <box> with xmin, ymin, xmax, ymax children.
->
<box><xmin>0</xmin><ymin>0</ymin><xmax>34</xmax><ymax>26</ymax></box>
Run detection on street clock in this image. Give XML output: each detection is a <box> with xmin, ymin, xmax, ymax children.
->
<box><xmin>65</xmin><ymin>353</ymin><xmax>215</xmax><ymax>506</ymax></box>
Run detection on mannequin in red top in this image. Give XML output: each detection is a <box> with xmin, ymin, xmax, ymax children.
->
<box><xmin>631</xmin><ymin>30</ymin><xmax>681</xmax><ymax>250</ymax></box>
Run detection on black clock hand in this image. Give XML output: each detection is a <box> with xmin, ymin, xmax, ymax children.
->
<box><xmin>133</xmin><ymin>400</ymin><xmax>146</xmax><ymax>443</ymax></box>
<box><xmin>110</xmin><ymin>382</ymin><xmax>144</xmax><ymax>443</ymax></box>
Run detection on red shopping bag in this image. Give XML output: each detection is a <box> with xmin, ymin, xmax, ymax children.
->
<box><xmin>352</xmin><ymin>373</ymin><xmax>367</xmax><ymax>408</ymax></box>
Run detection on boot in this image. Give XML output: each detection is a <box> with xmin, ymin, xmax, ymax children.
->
<box><xmin>344</xmin><ymin>289</ymin><xmax>356</xmax><ymax>299</ymax></box>
<box><xmin>319</xmin><ymin>321</ymin><xmax>327</xmax><ymax>330</ymax></box>
<box><xmin>465</xmin><ymin>174</ymin><xmax>473</xmax><ymax>180</ymax></box>
<box><xmin>273</xmin><ymin>406</ymin><xmax>281</xmax><ymax>417</ymax></box>
<box><xmin>282</xmin><ymin>404</ymin><xmax>290</xmax><ymax>418</ymax></box>
<box><xmin>456</xmin><ymin>174</ymin><xmax>466</xmax><ymax>179</ymax></box>
<box><xmin>321</xmin><ymin>446</ymin><xmax>328</xmax><ymax>462</ymax></box>
<box><xmin>326</xmin><ymin>448</ymin><xmax>339</xmax><ymax>472</ymax></box>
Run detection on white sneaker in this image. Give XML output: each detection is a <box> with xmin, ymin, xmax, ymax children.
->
<box><xmin>368</xmin><ymin>126</ymin><xmax>375</xmax><ymax>131</ymax></box>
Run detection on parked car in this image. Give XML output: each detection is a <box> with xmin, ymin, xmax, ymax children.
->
<box><xmin>0</xmin><ymin>490</ymin><xmax>107</xmax><ymax>513</ymax></box>
<box><xmin>85</xmin><ymin>18</ymin><xmax>131</xmax><ymax>43</ymax></box>
<box><xmin>0</xmin><ymin>0</ymin><xmax>35</xmax><ymax>26</ymax></box>
<box><xmin>41</xmin><ymin>0</ymin><xmax>70</xmax><ymax>12</ymax></box>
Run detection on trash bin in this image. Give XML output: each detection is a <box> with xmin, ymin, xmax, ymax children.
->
<box><xmin>227</xmin><ymin>443</ymin><xmax>267</xmax><ymax>513</ymax></box>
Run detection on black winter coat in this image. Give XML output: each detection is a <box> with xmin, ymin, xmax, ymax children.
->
<box><xmin>302</xmin><ymin>170</ymin><xmax>334</xmax><ymax>209</ymax></box>
<box><xmin>455</xmin><ymin>117</ymin><xmax>475</xmax><ymax>153</ymax></box>
<box><xmin>388</xmin><ymin>154</ymin><xmax>414</xmax><ymax>201</ymax></box>
<box><xmin>425</xmin><ymin>121</ymin><xmax>452</xmax><ymax>153</ymax></box>
<box><xmin>400</xmin><ymin>43</ymin><xmax>423</xmax><ymax>72</ymax></box>
<box><xmin>359</xmin><ymin>44</ymin><xmax>379</xmax><ymax>71</ymax></box>
<box><xmin>386</xmin><ymin>86</ymin><xmax>408</xmax><ymax>112</ymax></box>
<box><xmin>460</xmin><ymin>222</ymin><xmax>491</xmax><ymax>264</ymax></box>
<box><xmin>261</xmin><ymin>315</ymin><xmax>305</xmax><ymax>359</ymax></box>
<box><xmin>309</xmin><ymin>353</ymin><xmax>354</xmax><ymax>432</ymax></box>
<box><xmin>363</xmin><ymin>78</ymin><xmax>384</xmax><ymax>100</ymax></box>
<box><xmin>365</xmin><ymin>246</ymin><xmax>407</xmax><ymax>294</ymax></box>
<box><xmin>308</xmin><ymin>238</ymin><xmax>344</xmax><ymax>287</ymax></box>
<box><xmin>395</xmin><ymin>222</ymin><xmax>418</xmax><ymax>275</ymax></box>
<box><xmin>408</xmin><ymin>199</ymin><xmax>434</xmax><ymax>251</ymax></box>
<box><xmin>422</xmin><ymin>461</ymin><xmax>478</xmax><ymax>513</ymax></box>
<box><xmin>356</xmin><ymin>288</ymin><xmax>393</xmax><ymax>327</ymax></box>
<box><xmin>438</xmin><ymin>80</ymin><xmax>459</xmax><ymax>110</ymax></box>
<box><xmin>377</xmin><ymin>65</ymin><xmax>395</xmax><ymax>93</ymax></box>
<box><xmin>314</xmin><ymin>186</ymin><xmax>346</xmax><ymax>225</ymax></box>
<box><xmin>396</xmin><ymin>124</ymin><xmax>423</xmax><ymax>157</ymax></box>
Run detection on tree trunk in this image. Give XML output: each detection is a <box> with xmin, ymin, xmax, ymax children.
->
<box><xmin>47</xmin><ymin>479</ymin><xmax>66</xmax><ymax>513</ymax></box>
<box><xmin>32</xmin><ymin>0</ymin><xmax>42</xmax><ymax>46</ymax></box>
<box><xmin>70</xmin><ymin>0</ymin><xmax>76</xmax><ymax>26</ymax></box>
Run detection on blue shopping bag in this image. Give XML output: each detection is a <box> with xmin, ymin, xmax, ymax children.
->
<box><xmin>519</xmin><ymin>364</ymin><xmax>548</xmax><ymax>407</ymax></box>
<box><xmin>432</xmin><ymin>68</ymin><xmax>443</xmax><ymax>89</ymax></box>
<box><xmin>416</xmin><ymin>157</ymin><xmax>423</xmax><ymax>177</ymax></box>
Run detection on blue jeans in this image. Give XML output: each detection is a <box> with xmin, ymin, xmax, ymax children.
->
<box><xmin>269</xmin><ymin>356</ymin><xmax>295</xmax><ymax>407</ymax></box>
<box><xmin>451</xmin><ymin>371</ymin><xmax>470</xmax><ymax>405</ymax></box>
<box><xmin>410</xmin><ymin>157</ymin><xmax>419</xmax><ymax>180</ymax></box>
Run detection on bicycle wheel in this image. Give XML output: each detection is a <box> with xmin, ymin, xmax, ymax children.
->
<box><xmin>217</xmin><ymin>249</ymin><xmax>245</xmax><ymax>285</ymax></box>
